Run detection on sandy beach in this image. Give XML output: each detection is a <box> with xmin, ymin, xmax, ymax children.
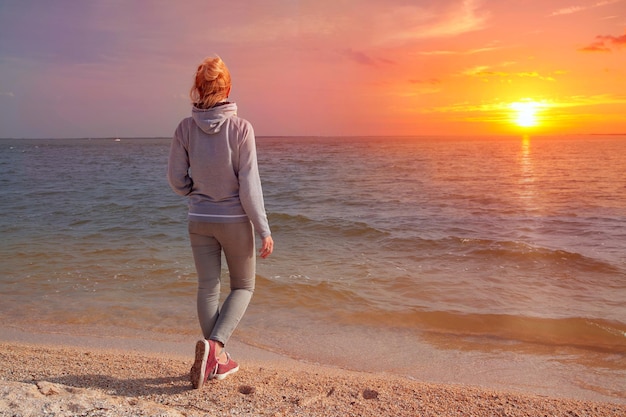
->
<box><xmin>1</xmin><ymin>338</ymin><xmax>624</xmax><ymax>417</ymax></box>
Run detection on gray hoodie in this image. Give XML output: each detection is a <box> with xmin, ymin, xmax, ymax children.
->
<box><xmin>167</xmin><ymin>103</ymin><xmax>271</xmax><ymax>238</ymax></box>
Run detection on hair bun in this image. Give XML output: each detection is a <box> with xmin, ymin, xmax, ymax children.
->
<box><xmin>191</xmin><ymin>57</ymin><xmax>232</xmax><ymax>108</ymax></box>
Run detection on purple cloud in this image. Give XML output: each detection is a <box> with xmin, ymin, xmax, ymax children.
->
<box><xmin>341</xmin><ymin>48</ymin><xmax>394</xmax><ymax>66</ymax></box>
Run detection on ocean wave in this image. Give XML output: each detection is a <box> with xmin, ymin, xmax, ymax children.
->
<box><xmin>380</xmin><ymin>234</ymin><xmax>622</xmax><ymax>274</ymax></box>
<box><xmin>347</xmin><ymin>309</ymin><xmax>626</xmax><ymax>354</ymax></box>
<box><xmin>254</xmin><ymin>274</ymin><xmax>626</xmax><ymax>353</ymax></box>
<box><xmin>269</xmin><ymin>212</ymin><xmax>386</xmax><ymax>239</ymax></box>
<box><xmin>255</xmin><ymin>274</ymin><xmax>367</xmax><ymax>311</ymax></box>
<box><xmin>254</xmin><ymin>271</ymin><xmax>626</xmax><ymax>354</ymax></box>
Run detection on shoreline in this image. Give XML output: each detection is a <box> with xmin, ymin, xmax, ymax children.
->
<box><xmin>1</xmin><ymin>327</ymin><xmax>626</xmax><ymax>416</ymax></box>
<box><xmin>2</xmin><ymin>342</ymin><xmax>625</xmax><ymax>417</ymax></box>
<box><xmin>4</xmin><ymin>321</ymin><xmax>626</xmax><ymax>404</ymax></box>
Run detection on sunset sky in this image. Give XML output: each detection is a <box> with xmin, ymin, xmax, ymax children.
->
<box><xmin>1</xmin><ymin>0</ymin><xmax>625</xmax><ymax>138</ymax></box>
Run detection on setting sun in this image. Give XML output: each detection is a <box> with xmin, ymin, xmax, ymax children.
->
<box><xmin>511</xmin><ymin>101</ymin><xmax>541</xmax><ymax>128</ymax></box>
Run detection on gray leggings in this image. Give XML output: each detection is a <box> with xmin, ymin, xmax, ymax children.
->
<box><xmin>188</xmin><ymin>220</ymin><xmax>255</xmax><ymax>346</ymax></box>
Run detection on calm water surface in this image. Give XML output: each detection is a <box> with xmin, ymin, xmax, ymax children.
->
<box><xmin>1</xmin><ymin>135</ymin><xmax>625</xmax><ymax>402</ymax></box>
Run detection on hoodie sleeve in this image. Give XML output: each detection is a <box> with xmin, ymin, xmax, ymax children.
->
<box><xmin>237</xmin><ymin>122</ymin><xmax>272</xmax><ymax>238</ymax></box>
<box><xmin>167</xmin><ymin>121</ymin><xmax>193</xmax><ymax>196</ymax></box>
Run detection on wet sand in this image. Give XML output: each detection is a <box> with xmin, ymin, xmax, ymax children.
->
<box><xmin>1</xmin><ymin>339</ymin><xmax>625</xmax><ymax>417</ymax></box>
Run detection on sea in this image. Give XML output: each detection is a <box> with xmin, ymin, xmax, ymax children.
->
<box><xmin>1</xmin><ymin>135</ymin><xmax>625</xmax><ymax>403</ymax></box>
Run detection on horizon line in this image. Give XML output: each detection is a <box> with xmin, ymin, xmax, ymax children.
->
<box><xmin>2</xmin><ymin>133</ymin><xmax>626</xmax><ymax>140</ymax></box>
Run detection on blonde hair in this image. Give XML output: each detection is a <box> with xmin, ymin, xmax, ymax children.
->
<box><xmin>190</xmin><ymin>56</ymin><xmax>232</xmax><ymax>109</ymax></box>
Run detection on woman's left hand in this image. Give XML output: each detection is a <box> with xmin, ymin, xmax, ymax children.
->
<box><xmin>260</xmin><ymin>236</ymin><xmax>274</xmax><ymax>259</ymax></box>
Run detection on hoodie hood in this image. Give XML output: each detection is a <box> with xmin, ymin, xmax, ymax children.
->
<box><xmin>192</xmin><ymin>102</ymin><xmax>238</xmax><ymax>134</ymax></box>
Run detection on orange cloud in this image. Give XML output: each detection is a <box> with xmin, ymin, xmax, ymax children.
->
<box><xmin>551</xmin><ymin>0</ymin><xmax>622</xmax><ymax>16</ymax></box>
<box><xmin>409</xmin><ymin>78</ymin><xmax>442</xmax><ymax>85</ymax></box>
<box><xmin>580</xmin><ymin>31</ymin><xmax>626</xmax><ymax>52</ymax></box>
<box><xmin>419</xmin><ymin>45</ymin><xmax>502</xmax><ymax>56</ymax></box>
<box><xmin>378</xmin><ymin>0</ymin><xmax>489</xmax><ymax>43</ymax></box>
<box><xmin>425</xmin><ymin>94</ymin><xmax>626</xmax><ymax>116</ymax></box>
<box><xmin>462</xmin><ymin>66</ymin><xmax>560</xmax><ymax>81</ymax></box>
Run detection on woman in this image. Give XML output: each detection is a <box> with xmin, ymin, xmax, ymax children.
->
<box><xmin>168</xmin><ymin>56</ymin><xmax>274</xmax><ymax>389</ymax></box>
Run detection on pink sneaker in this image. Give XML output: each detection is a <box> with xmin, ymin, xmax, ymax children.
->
<box><xmin>189</xmin><ymin>339</ymin><xmax>218</xmax><ymax>389</ymax></box>
<box><xmin>214</xmin><ymin>353</ymin><xmax>239</xmax><ymax>381</ymax></box>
